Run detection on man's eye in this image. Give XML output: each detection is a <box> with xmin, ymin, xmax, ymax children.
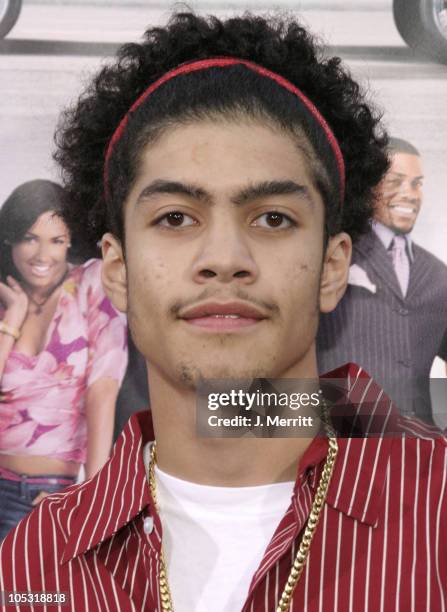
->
<box><xmin>23</xmin><ymin>236</ymin><xmax>36</xmax><ymax>242</ymax></box>
<box><xmin>252</xmin><ymin>212</ymin><xmax>294</xmax><ymax>229</ymax></box>
<box><xmin>157</xmin><ymin>212</ymin><xmax>196</xmax><ymax>228</ymax></box>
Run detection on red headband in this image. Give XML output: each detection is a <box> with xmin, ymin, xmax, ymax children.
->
<box><xmin>104</xmin><ymin>57</ymin><xmax>345</xmax><ymax>204</ymax></box>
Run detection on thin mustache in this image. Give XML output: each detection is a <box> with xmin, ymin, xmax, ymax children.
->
<box><xmin>170</xmin><ymin>290</ymin><xmax>279</xmax><ymax>317</ymax></box>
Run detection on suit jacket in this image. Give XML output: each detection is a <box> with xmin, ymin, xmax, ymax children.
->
<box><xmin>317</xmin><ymin>229</ymin><xmax>447</xmax><ymax>421</ymax></box>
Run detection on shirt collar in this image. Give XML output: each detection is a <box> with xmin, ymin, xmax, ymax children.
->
<box><xmin>291</xmin><ymin>363</ymin><xmax>398</xmax><ymax>527</ymax></box>
<box><xmin>372</xmin><ymin>220</ymin><xmax>414</xmax><ymax>262</ymax></box>
<box><xmin>61</xmin><ymin>363</ymin><xmax>397</xmax><ymax>563</ymax></box>
<box><xmin>61</xmin><ymin>410</ymin><xmax>154</xmax><ymax>564</ymax></box>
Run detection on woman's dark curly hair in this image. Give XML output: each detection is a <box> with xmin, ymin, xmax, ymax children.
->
<box><xmin>54</xmin><ymin>11</ymin><xmax>389</xmax><ymax>247</ymax></box>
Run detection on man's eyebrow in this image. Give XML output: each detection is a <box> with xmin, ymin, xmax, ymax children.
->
<box><xmin>387</xmin><ymin>172</ymin><xmax>424</xmax><ymax>180</ymax></box>
<box><xmin>136</xmin><ymin>179</ymin><xmax>212</xmax><ymax>206</ymax></box>
<box><xmin>135</xmin><ymin>178</ymin><xmax>314</xmax><ymax>209</ymax></box>
<box><xmin>231</xmin><ymin>180</ymin><xmax>314</xmax><ymax>208</ymax></box>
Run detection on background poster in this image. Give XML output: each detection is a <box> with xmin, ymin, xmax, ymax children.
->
<box><xmin>1</xmin><ymin>0</ymin><xmax>446</xmax><ymax>426</ymax></box>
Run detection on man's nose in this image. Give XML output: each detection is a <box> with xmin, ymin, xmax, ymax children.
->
<box><xmin>191</xmin><ymin>222</ymin><xmax>259</xmax><ymax>284</ymax></box>
<box><xmin>401</xmin><ymin>180</ymin><xmax>421</xmax><ymax>202</ymax></box>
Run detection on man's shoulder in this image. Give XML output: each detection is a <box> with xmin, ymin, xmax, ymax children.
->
<box><xmin>336</xmin><ymin>427</ymin><xmax>447</xmax><ymax>509</ymax></box>
<box><xmin>412</xmin><ymin>242</ymin><xmax>447</xmax><ymax>275</ymax></box>
<box><xmin>351</xmin><ymin>231</ymin><xmax>384</xmax><ymax>267</ymax></box>
<box><xmin>0</xmin><ymin>481</ymin><xmax>89</xmax><ymax>588</ymax></box>
<box><xmin>353</xmin><ymin>228</ymin><xmax>381</xmax><ymax>248</ymax></box>
<box><xmin>389</xmin><ymin>420</ymin><xmax>447</xmax><ymax>485</ymax></box>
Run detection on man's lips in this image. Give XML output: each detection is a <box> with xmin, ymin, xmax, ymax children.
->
<box><xmin>388</xmin><ymin>203</ymin><xmax>418</xmax><ymax>216</ymax></box>
<box><xmin>179</xmin><ymin>301</ymin><xmax>267</xmax><ymax>330</ymax></box>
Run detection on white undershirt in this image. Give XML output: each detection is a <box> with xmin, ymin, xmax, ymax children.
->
<box><xmin>142</xmin><ymin>442</ymin><xmax>294</xmax><ymax>612</ymax></box>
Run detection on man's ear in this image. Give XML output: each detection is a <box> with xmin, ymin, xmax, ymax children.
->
<box><xmin>101</xmin><ymin>232</ymin><xmax>128</xmax><ymax>313</ymax></box>
<box><xmin>319</xmin><ymin>232</ymin><xmax>352</xmax><ymax>314</ymax></box>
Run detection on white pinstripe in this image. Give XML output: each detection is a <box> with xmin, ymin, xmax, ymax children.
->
<box><xmin>93</xmin><ymin>549</ymin><xmax>112</xmax><ymax>612</ymax></box>
<box><xmin>75</xmin><ymin>460</ymin><xmax>109</xmax><ymax>553</ymax></box>
<box><xmin>333</xmin><ymin>511</ymin><xmax>342</xmax><ymax>612</ymax></box>
<box><xmin>81</xmin><ymin>549</ymin><xmax>104</xmax><ymax>612</ymax></box>
<box><xmin>75</xmin><ymin>554</ymin><xmax>89</xmax><ymax>611</ymax></box>
<box><xmin>141</xmin><ymin>578</ymin><xmax>149</xmax><ymax>610</ymax></box>
<box><xmin>380</xmin><ymin>461</ymin><xmax>391</xmax><ymax>612</ymax></box>
<box><xmin>95</xmin><ymin>428</ymin><xmax>127</xmax><ymax>546</ymax></box>
<box><xmin>410</xmin><ymin>440</ymin><xmax>420</xmax><ymax>612</ymax></box>
<box><xmin>108</xmin><ymin>564</ymin><xmax>124</xmax><ymax>612</ymax></box>
<box><xmin>129</xmin><ymin>526</ymin><xmax>142</xmax><ymax>597</ymax></box>
<box><xmin>348</xmin><ymin>520</ymin><xmax>358</xmax><ymax>612</ymax></box>
<box><xmin>364</xmin><ymin>524</ymin><xmax>373</xmax><ymax>612</ymax></box>
<box><xmin>318</xmin><ymin>504</ymin><xmax>328</xmax><ymax>612</ymax></box>
<box><xmin>114</xmin><ymin>427</ymin><xmax>134</xmax><ymax>533</ymax></box>
<box><xmin>395</xmin><ymin>439</ymin><xmax>405</xmax><ymax>612</ymax></box>
<box><xmin>333</xmin><ymin>437</ymin><xmax>352</xmax><ymax>507</ymax></box>
<box><xmin>126</xmin><ymin>425</ymin><xmax>140</xmax><ymax>524</ymax></box>
<box><xmin>347</xmin><ymin>437</ymin><xmax>368</xmax><ymax>515</ymax></box>
<box><xmin>361</xmin><ymin>436</ymin><xmax>384</xmax><ymax>522</ymax></box>
<box><xmin>434</xmin><ymin>448</ymin><xmax>447</xmax><ymax>612</ymax></box>
<box><xmin>304</xmin><ymin>539</ymin><xmax>310</xmax><ymax>612</ymax></box>
<box><xmin>104</xmin><ymin>532</ymin><xmax>117</xmax><ymax>565</ymax></box>
<box><xmin>47</xmin><ymin>500</ymin><xmax>62</xmax><ymax>612</ymax></box>
<box><xmin>425</xmin><ymin>441</ymin><xmax>433</xmax><ymax>612</ymax></box>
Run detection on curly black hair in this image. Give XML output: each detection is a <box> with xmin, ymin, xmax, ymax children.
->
<box><xmin>54</xmin><ymin>11</ymin><xmax>389</xmax><ymax>246</ymax></box>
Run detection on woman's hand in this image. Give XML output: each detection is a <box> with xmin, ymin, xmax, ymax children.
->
<box><xmin>31</xmin><ymin>491</ymin><xmax>51</xmax><ymax>505</ymax></box>
<box><xmin>0</xmin><ymin>276</ymin><xmax>28</xmax><ymax>329</ymax></box>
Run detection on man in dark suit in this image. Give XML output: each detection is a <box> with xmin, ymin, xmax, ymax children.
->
<box><xmin>317</xmin><ymin>137</ymin><xmax>447</xmax><ymax>422</ymax></box>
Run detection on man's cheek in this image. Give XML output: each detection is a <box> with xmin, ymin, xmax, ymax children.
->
<box><xmin>285</xmin><ymin>256</ymin><xmax>321</xmax><ymax>286</ymax></box>
<box><xmin>283</xmin><ymin>263</ymin><xmax>321</xmax><ymax>317</ymax></box>
<box><xmin>130</xmin><ymin>260</ymin><xmax>170</xmax><ymax>302</ymax></box>
<box><xmin>381</xmin><ymin>189</ymin><xmax>398</xmax><ymax>208</ymax></box>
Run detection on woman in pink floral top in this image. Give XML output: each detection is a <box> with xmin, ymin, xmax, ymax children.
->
<box><xmin>0</xmin><ymin>180</ymin><xmax>128</xmax><ymax>540</ymax></box>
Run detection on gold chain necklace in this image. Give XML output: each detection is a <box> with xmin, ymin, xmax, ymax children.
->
<box><xmin>148</xmin><ymin>402</ymin><xmax>338</xmax><ymax>612</ymax></box>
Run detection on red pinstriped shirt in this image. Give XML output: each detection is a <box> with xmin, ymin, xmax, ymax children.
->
<box><xmin>0</xmin><ymin>363</ymin><xmax>446</xmax><ymax>612</ymax></box>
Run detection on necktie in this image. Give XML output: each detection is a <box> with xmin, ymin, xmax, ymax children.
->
<box><xmin>390</xmin><ymin>235</ymin><xmax>410</xmax><ymax>297</ymax></box>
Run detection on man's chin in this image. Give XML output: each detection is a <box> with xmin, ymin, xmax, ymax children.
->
<box><xmin>391</xmin><ymin>220</ymin><xmax>415</xmax><ymax>235</ymax></box>
<box><xmin>173</xmin><ymin>361</ymin><xmax>270</xmax><ymax>390</ymax></box>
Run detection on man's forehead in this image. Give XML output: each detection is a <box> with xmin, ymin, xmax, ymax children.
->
<box><xmin>136</xmin><ymin>119</ymin><xmax>312</xmax><ymax>168</ymax></box>
<box><xmin>130</xmin><ymin>120</ymin><xmax>319</xmax><ymax>199</ymax></box>
<box><xmin>388</xmin><ymin>152</ymin><xmax>423</xmax><ymax>177</ymax></box>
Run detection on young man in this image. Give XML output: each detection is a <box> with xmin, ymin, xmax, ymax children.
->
<box><xmin>318</xmin><ymin>138</ymin><xmax>447</xmax><ymax>423</ymax></box>
<box><xmin>1</xmin><ymin>12</ymin><xmax>446</xmax><ymax>612</ymax></box>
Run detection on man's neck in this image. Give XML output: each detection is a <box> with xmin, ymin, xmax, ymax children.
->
<box><xmin>372</xmin><ymin>220</ymin><xmax>414</xmax><ymax>262</ymax></box>
<box><xmin>147</xmin><ymin>360</ymin><xmax>320</xmax><ymax>487</ymax></box>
